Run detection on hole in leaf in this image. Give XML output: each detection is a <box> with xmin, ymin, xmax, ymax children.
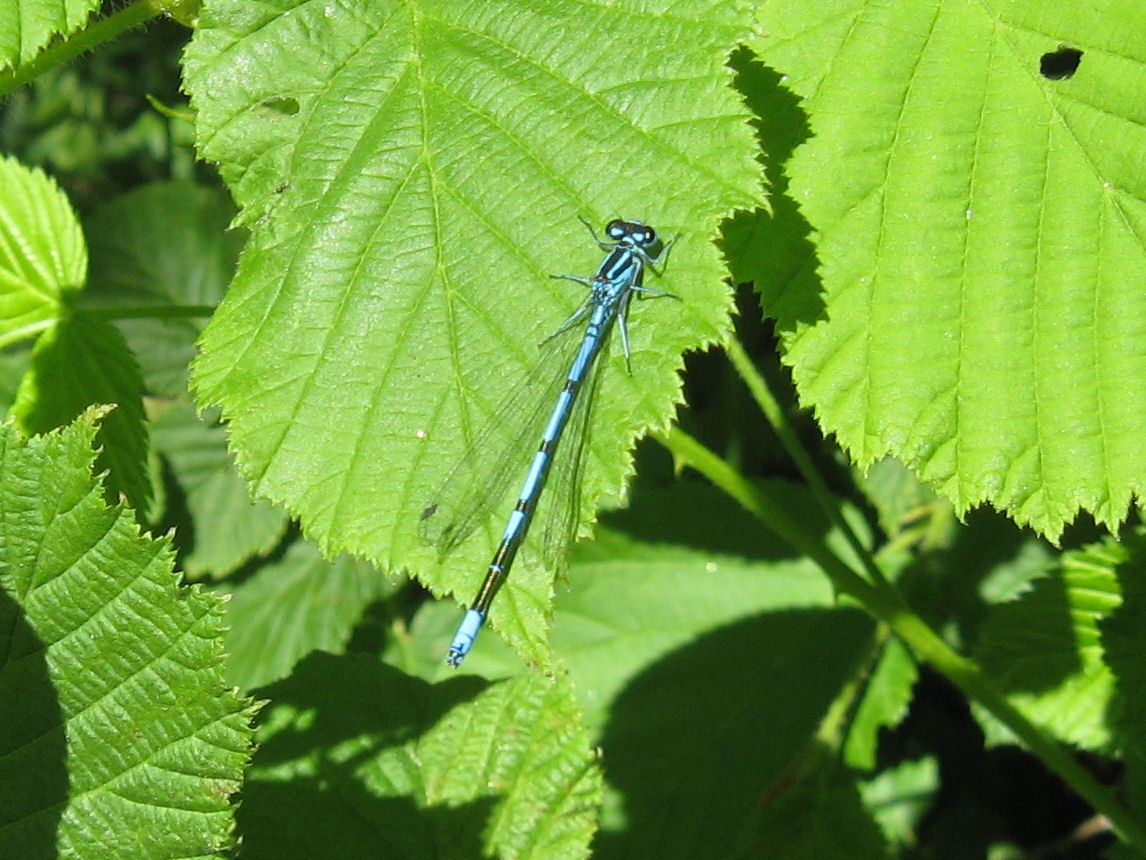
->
<box><xmin>260</xmin><ymin>96</ymin><xmax>300</xmax><ymax>115</ymax></box>
<box><xmin>1040</xmin><ymin>46</ymin><xmax>1083</xmax><ymax>80</ymax></box>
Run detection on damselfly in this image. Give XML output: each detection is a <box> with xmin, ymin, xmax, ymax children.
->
<box><xmin>420</xmin><ymin>218</ymin><xmax>676</xmax><ymax>667</ymax></box>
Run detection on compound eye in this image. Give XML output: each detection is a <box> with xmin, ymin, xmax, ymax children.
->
<box><xmin>606</xmin><ymin>219</ymin><xmax>626</xmax><ymax>239</ymax></box>
<box><xmin>639</xmin><ymin>227</ymin><xmax>657</xmax><ymax>246</ymax></box>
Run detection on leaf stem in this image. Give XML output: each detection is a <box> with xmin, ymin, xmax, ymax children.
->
<box><xmin>0</xmin><ymin>304</ymin><xmax>214</xmax><ymax>350</ymax></box>
<box><xmin>724</xmin><ymin>336</ymin><xmax>891</xmax><ymax>589</ymax></box>
<box><xmin>656</xmin><ymin>424</ymin><xmax>874</xmax><ymax>600</ymax></box>
<box><xmin>79</xmin><ymin>303</ymin><xmax>217</xmax><ymax>321</ymax></box>
<box><xmin>0</xmin><ymin>319</ymin><xmax>55</xmax><ymax>351</ymax></box>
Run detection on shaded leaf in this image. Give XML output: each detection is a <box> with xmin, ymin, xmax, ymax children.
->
<box><xmin>221</xmin><ymin>540</ymin><xmax>394</xmax><ymax>691</ymax></box>
<box><xmin>859</xmin><ymin>756</ymin><xmax>938</xmax><ymax>851</ymax></box>
<box><xmin>844</xmin><ymin>637</ymin><xmax>918</xmax><ymax>770</ymax></box>
<box><xmin>150</xmin><ymin>400</ymin><xmax>287</xmax><ymax>578</ymax></box>
<box><xmin>1098</xmin><ymin>527</ymin><xmax>1146</xmax><ymax>824</ymax></box>
<box><xmin>12</xmin><ymin>312</ymin><xmax>151</xmax><ymax>516</ymax></box>
<box><xmin>747</xmin><ymin>760</ymin><xmax>889</xmax><ymax>860</ymax></box>
<box><xmin>0</xmin><ymin>410</ymin><xmax>254</xmax><ymax>858</ymax></box>
<box><xmin>594</xmin><ymin>608</ymin><xmax>875</xmax><ymax>858</ymax></box>
<box><xmin>974</xmin><ymin>535</ymin><xmax>1125</xmax><ymax>750</ymax></box>
<box><xmin>241</xmin><ymin>654</ymin><xmax>600</xmax><ymax>859</ymax></box>
<box><xmin>85</xmin><ymin>180</ymin><xmax>242</xmax><ymax>398</ymax></box>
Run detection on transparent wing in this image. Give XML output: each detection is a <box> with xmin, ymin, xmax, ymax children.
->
<box><xmin>536</xmin><ymin>322</ymin><xmax>613</xmax><ymax>568</ymax></box>
<box><xmin>419</xmin><ymin>314</ymin><xmax>589</xmax><ymax>555</ymax></box>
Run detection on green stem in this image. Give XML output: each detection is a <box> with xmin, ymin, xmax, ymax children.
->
<box><xmin>0</xmin><ymin>318</ymin><xmax>55</xmax><ymax>351</ymax></box>
<box><xmin>661</xmin><ymin>422</ymin><xmax>1146</xmax><ymax>847</ymax></box>
<box><xmin>80</xmin><ymin>303</ymin><xmax>216</xmax><ymax>321</ymax></box>
<box><xmin>656</xmin><ymin>424</ymin><xmax>873</xmax><ymax>601</ymax></box>
<box><xmin>0</xmin><ymin>0</ymin><xmax>187</xmax><ymax>98</ymax></box>
<box><xmin>724</xmin><ymin>337</ymin><xmax>891</xmax><ymax>589</ymax></box>
<box><xmin>0</xmin><ymin>304</ymin><xmax>214</xmax><ymax>350</ymax></box>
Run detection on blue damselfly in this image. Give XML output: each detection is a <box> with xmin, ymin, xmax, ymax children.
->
<box><xmin>421</xmin><ymin>218</ymin><xmax>676</xmax><ymax>667</ymax></box>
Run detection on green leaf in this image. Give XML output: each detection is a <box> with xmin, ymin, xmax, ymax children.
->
<box><xmin>11</xmin><ymin>312</ymin><xmax>151</xmax><ymax>516</ymax></box>
<box><xmin>220</xmin><ymin>540</ymin><xmax>395</xmax><ymax>691</ymax></box>
<box><xmin>184</xmin><ymin>0</ymin><xmax>764</xmax><ymax>665</ymax></box>
<box><xmin>844</xmin><ymin>637</ymin><xmax>918</xmax><ymax>770</ymax></box>
<box><xmin>753</xmin><ymin>1</ymin><xmax>1146</xmax><ymax>538</ymax></box>
<box><xmin>0</xmin><ymin>410</ymin><xmax>254</xmax><ymax>858</ymax></box>
<box><xmin>0</xmin><ymin>153</ymin><xmax>86</xmax><ymax>347</ymax></box>
<box><xmin>859</xmin><ymin>756</ymin><xmax>939</xmax><ymax>850</ymax></box>
<box><xmin>973</xmin><ymin>535</ymin><xmax>1125</xmax><ymax>750</ymax></box>
<box><xmin>0</xmin><ymin>1</ymin><xmax>99</xmax><ymax>74</ymax></box>
<box><xmin>0</xmin><ymin>155</ymin><xmax>152</xmax><ymax>516</ymax></box>
<box><xmin>84</xmin><ymin>180</ymin><xmax>243</xmax><ymax>398</ymax></box>
<box><xmin>240</xmin><ymin>654</ymin><xmax>601</xmax><ymax>859</ymax></box>
<box><xmin>150</xmin><ymin>400</ymin><xmax>288</xmax><ymax>578</ymax></box>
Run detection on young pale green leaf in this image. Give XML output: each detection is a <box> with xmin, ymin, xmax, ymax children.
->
<box><xmin>0</xmin><ymin>410</ymin><xmax>254</xmax><ymax>858</ymax></box>
<box><xmin>219</xmin><ymin>540</ymin><xmax>394</xmax><ymax>691</ymax></box>
<box><xmin>973</xmin><ymin>535</ymin><xmax>1126</xmax><ymax>751</ymax></box>
<box><xmin>241</xmin><ymin>654</ymin><xmax>601</xmax><ymax>859</ymax></box>
<box><xmin>0</xmin><ymin>0</ymin><xmax>99</xmax><ymax>72</ymax></box>
<box><xmin>753</xmin><ymin>1</ymin><xmax>1146</xmax><ymax>539</ymax></box>
<box><xmin>856</xmin><ymin>458</ymin><xmax>956</xmax><ymax>550</ymax></box>
<box><xmin>150</xmin><ymin>400</ymin><xmax>288</xmax><ymax>578</ymax></box>
<box><xmin>0</xmin><ymin>154</ymin><xmax>86</xmax><ymax>347</ymax></box>
<box><xmin>184</xmin><ymin>0</ymin><xmax>763</xmax><ymax>665</ymax></box>
<box><xmin>11</xmin><ymin>313</ymin><xmax>151</xmax><ymax>516</ymax></box>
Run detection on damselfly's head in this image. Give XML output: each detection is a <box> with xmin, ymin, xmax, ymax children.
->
<box><xmin>606</xmin><ymin>219</ymin><xmax>658</xmax><ymax>249</ymax></box>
